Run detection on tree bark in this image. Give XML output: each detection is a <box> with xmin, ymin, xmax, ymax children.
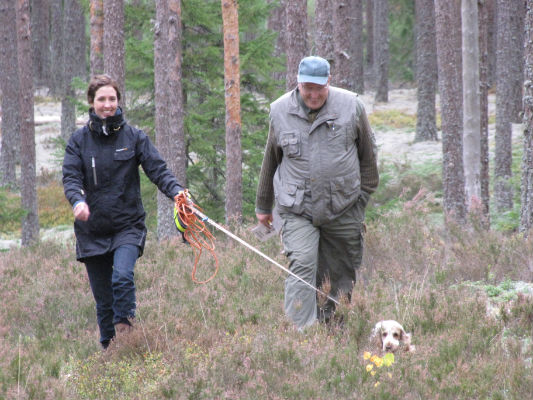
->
<box><xmin>509</xmin><ymin>0</ymin><xmax>526</xmax><ymax>123</ymax></box>
<box><xmin>154</xmin><ymin>0</ymin><xmax>187</xmax><ymax>239</ymax></box>
<box><xmin>435</xmin><ymin>0</ymin><xmax>466</xmax><ymax>222</ymax></box>
<box><xmin>333</xmin><ymin>0</ymin><xmax>363</xmax><ymax>93</ymax></box>
<box><xmin>374</xmin><ymin>0</ymin><xmax>389</xmax><ymax>102</ymax></box>
<box><xmin>520</xmin><ymin>0</ymin><xmax>533</xmax><ymax>234</ymax></box>
<box><xmin>221</xmin><ymin>0</ymin><xmax>242</xmax><ymax>222</ymax></box>
<box><xmin>16</xmin><ymin>0</ymin><xmax>39</xmax><ymax>245</ymax></box>
<box><xmin>285</xmin><ymin>0</ymin><xmax>307</xmax><ymax>90</ymax></box>
<box><xmin>61</xmin><ymin>0</ymin><xmax>86</xmax><ymax>141</ymax></box>
<box><xmin>315</xmin><ymin>0</ymin><xmax>334</xmax><ymax>65</ymax></box>
<box><xmin>90</xmin><ymin>0</ymin><xmax>104</xmax><ymax>75</ymax></box>
<box><xmin>414</xmin><ymin>0</ymin><xmax>438</xmax><ymax>142</ymax></box>
<box><xmin>479</xmin><ymin>0</ymin><xmax>491</xmax><ymax>224</ymax></box>
<box><xmin>104</xmin><ymin>0</ymin><xmax>125</xmax><ymax>108</ymax></box>
<box><xmin>365</xmin><ymin>0</ymin><xmax>374</xmax><ymax>86</ymax></box>
<box><xmin>268</xmin><ymin>0</ymin><xmax>286</xmax><ymax>82</ymax></box>
<box><xmin>0</xmin><ymin>0</ymin><xmax>20</xmax><ymax>187</ymax></box>
<box><xmin>49</xmin><ymin>0</ymin><xmax>63</xmax><ymax>96</ymax></box>
<box><xmin>462</xmin><ymin>0</ymin><xmax>482</xmax><ymax>209</ymax></box>
<box><xmin>494</xmin><ymin>0</ymin><xmax>515</xmax><ymax>211</ymax></box>
<box><xmin>30</xmin><ymin>0</ymin><xmax>50</xmax><ymax>87</ymax></box>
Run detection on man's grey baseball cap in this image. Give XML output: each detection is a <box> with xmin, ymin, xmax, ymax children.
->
<box><xmin>297</xmin><ymin>56</ymin><xmax>330</xmax><ymax>85</ymax></box>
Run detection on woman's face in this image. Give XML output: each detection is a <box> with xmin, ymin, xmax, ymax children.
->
<box><xmin>90</xmin><ymin>85</ymin><xmax>118</xmax><ymax>119</ymax></box>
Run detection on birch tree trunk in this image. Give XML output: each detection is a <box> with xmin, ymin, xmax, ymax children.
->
<box><xmin>104</xmin><ymin>0</ymin><xmax>125</xmax><ymax>108</ymax></box>
<box><xmin>286</xmin><ymin>0</ymin><xmax>307</xmax><ymax>90</ymax></box>
<box><xmin>16</xmin><ymin>0</ymin><xmax>39</xmax><ymax>245</ymax></box>
<box><xmin>435</xmin><ymin>0</ymin><xmax>466</xmax><ymax>222</ymax></box>
<box><xmin>520</xmin><ymin>0</ymin><xmax>533</xmax><ymax>234</ymax></box>
<box><xmin>414</xmin><ymin>0</ymin><xmax>438</xmax><ymax>142</ymax></box>
<box><xmin>221</xmin><ymin>0</ymin><xmax>243</xmax><ymax>222</ymax></box>
<box><xmin>90</xmin><ymin>0</ymin><xmax>104</xmax><ymax>75</ymax></box>
<box><xmin>462</xmin><ymin>0</ymin><xmax>481</xmax><ymax>209</ymax></box>
<box><xmin>374</xmin><ymin>0</ymin><xmax>389</xmax><ymax>102</ymax></box>
<box><xmin>0</xmin><ymin>0</ymin><xmax>20</xmax><ymax>187</ymax></box>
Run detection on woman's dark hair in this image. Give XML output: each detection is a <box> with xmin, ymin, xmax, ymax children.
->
<box><xmin>87</xmin><ymin>74</ymin><xmax>121</xmax><ymax>104</ymax></box>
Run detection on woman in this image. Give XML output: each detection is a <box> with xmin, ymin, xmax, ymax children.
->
<box><xmin>62</xmin><ymin>74</ymin><xmax>186</xmax><ymax>349</ymax></box>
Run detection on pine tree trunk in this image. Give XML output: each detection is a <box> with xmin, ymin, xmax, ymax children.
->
<box><xmin>520</xmin><ymin>0</ymin><xmax>533</xmax><ymax>234</ymax></box>
<box><xmin>435</xmin><ymin>0</ymin><xmax>466</xmax><ymax>222</ymax></box>
<box><xmin>509</xmin><ymin>0</ymin><xmax>526</xmax><ymax>123</ymax></box>
<box><xmin>61</xmin><ymin>0</ymin><xmax>86</xmax><ymax>141</ymax></box>
<box><xmin>333</xmin><ymin>0</ymin><xmax>363</xmax><ymax>93</ymax></box>
<box><xmin>90</xmin><ymin>0</ymin><xmax>104</xmax><ymax>75</ymax></box>
<box><xmin>0</xmin><ymin>1</ymin><xmax>20</xmax><ymax>187</ymax></box>
<box><xmin>49</xmin><ymin>0</ymin><xmax>63</xmax><ymax>96</ymax></box>
<box><xmin>16</xmin><ymin>0</ymin><xmax>39</xmax><ymax>245</ymax></box>
<box><xmin>154</xmin><ymin>0</ymin><xmax>187</xmax><ymax>240</ymax></box>
<box><xmin>285</xmin><ymin>0</ymin><xmax>307</xmax><ymax>90</ymax></box>
<box><xmin>221</xmin><ymin>0</ymin><xmax>242</xmax><ymax>223</ymax></box>
<box><xmin>494</xmin><ymin>0</ymin><xmax>515</xmax><ymax>211</ymax></box>
<box><xmin>479</xmin><ymin>0</ymin><xmax>491</xmax><ymax>224</ymax></box>
<box><xmin>462</xmin><ymin>0</ymin><xmax>482</xmax><ymax>208</ymax></box>
<box><xmin>374</xmin><ymin>0</ymin><xmax>389</xmax><ymax>102</ymax></box>
<box><xmin>268</xmin><ymin>0</ymin><xmax>286</xmax><ymax>82</ymax></box>
<box><xmin>414</xmin><ymin>0</ymin><xmax>438</xmax><ymax>142</ymax></box>
<box><xmin>365</xmin><ymin>0</ymin><xmax>374</xmax><ymax>87</ymax></box>
<box><xmin>30</xmin><ymin>0</ymin><xmax>50</xmax><ymax>87</ymax></box>
<box><xmin>315</xmin><ymin>0</ymin><xmax>334</xmax><ymax>65</ymax></box>
<box><xmin>104</xmin><ymin>0</ymin><xmax>125</xmax><ymax>108</ymax></box>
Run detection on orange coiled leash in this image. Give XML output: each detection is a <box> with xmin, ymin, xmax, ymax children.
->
<box><xmin>174</xmin><ymin>190</ymin><xmax>219</xmax><ymax>284</ymax></box>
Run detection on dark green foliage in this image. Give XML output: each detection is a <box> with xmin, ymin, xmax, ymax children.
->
<box><xmin>389</xmin><ymin>0</ymin><xmax>415</xmax><ymax>83</ymax></box>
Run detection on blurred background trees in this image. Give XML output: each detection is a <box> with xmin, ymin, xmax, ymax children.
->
<box><xmin>0</xmin><ymin>0</ymin><xmax>532</xmax><ymax>242</ymax></box>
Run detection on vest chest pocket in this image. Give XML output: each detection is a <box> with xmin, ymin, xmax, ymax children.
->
<box><xmin>280</xmin><ymin>131</ymin><xmax>301</xmax><ymax>158</ymax></box>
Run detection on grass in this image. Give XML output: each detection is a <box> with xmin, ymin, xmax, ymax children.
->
<box><xmin>1</xmin><ymin>107</ymin><xmax>532</xmax><ymax>398</ymax></box>
<box><xmin>1</xmin><ymin>191</ymin><xmax>533</xmax><ymax>399</ymax></box>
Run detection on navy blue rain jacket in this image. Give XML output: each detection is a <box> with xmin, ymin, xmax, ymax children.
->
<box><xmin>62</xmin><ymin>109</ymin><xmax>183</xmax><ymax>261</ymax></box>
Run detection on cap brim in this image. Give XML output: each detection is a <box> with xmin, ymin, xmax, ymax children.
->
<box><xmin>297</xmin><ymin>75</ymin><xmax>328</xmax><ymax>85</ymax></box>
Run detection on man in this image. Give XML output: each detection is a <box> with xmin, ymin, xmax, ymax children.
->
<box><xmin>255</xmin><ymin>56</ymin><xmax>379</xmax><ymax>329</ymax></box>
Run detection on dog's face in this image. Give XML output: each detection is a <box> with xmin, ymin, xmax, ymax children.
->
<box><xmin>372</xmin><ymin>320</ymin><xmax>413</xmax><ymax>353</ymax></box>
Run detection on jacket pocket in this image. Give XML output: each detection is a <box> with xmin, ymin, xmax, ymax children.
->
<box><xmin>113</xmin><ymin>149</ymin><xmax>135</xmax><ymax>161</ymax></box>
<box><xmin>326</xmin><ymin>122</ymin><xmax>348</xmax><ymax>151</ymax></box>
<box><xmin>279</xmin><ymin>131</ymin><xmax>301</xmax><ymax>158</ymax></box>
<box><xmin>330</xmin><ymin>172</ymin><xmax>361</xmax><ymax>214</ymax></box>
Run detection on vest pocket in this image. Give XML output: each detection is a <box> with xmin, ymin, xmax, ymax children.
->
<box><xmin>280</xmin><ymin>131</ymin><xmax>301</xmax><ymax>158</ymax></box>
<box><xmin>330</xmin><ymin>172</ymin><xmax>361</xmax><ymax>214</ymax></box>
<box><xmin>273</xmin><ymin>171</ymin><xmax>305</xmax><ymax>214</ymax></box>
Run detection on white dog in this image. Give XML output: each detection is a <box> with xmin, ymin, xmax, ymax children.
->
<box><xmin>372</xmin><ymin>320</ymin><xmax>415</xmax><ymax>353</ymax></box>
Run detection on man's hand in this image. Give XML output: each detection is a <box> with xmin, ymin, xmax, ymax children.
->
<box><xmin>73</xmin><ymin>202</ymin><xmax>90</xmax><ymax>221</ymax></box>
<box><xmin>256</xmin><ymin>213</ymin><xmax>273</xmax><ymax>228</ymax></box>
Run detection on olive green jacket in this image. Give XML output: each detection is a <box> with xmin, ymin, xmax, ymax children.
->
<box><xmin>255</xmin><ymin>86</ymin><xmax>379</xmax><ymax>226</ymax></box>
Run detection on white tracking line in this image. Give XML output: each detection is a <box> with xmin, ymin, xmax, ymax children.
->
<box><xmin>192</xmin><ymin>207</ymin><xmax>339</xmax><ymax>305</ymax></box>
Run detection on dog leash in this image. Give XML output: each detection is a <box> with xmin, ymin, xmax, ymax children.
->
<box><xmin>175</xmin><ymin>191</ymin><xmax>339</xmax><ymax>305</ymax></box>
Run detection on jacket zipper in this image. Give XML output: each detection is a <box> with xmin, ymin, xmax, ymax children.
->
<box><xmin>91</xmin><ymin>156</ymin><xmax>98</xmax><ymax>186</ymax></box>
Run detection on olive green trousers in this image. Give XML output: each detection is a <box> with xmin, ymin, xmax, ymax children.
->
<box><xmin>280</xmin><ymin>200</ymin><xmax>365</xmax><ymax>329</ymax></box>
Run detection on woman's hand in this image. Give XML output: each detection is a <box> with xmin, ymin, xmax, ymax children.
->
<box><xmin>73</xmin><ymin>202</ymin><xmax>90</xmax><ymax>221</ymax></box>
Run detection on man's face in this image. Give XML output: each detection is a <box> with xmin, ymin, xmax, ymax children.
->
<box><xmin>298</xmin><ymin>78</ymin><xmax>330</xmax><ymax>110</ymax></box>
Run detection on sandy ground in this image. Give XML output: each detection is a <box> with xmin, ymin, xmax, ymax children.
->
<box><xmin>0</xmin><ymin>89</ymin><xmax>524</xmax><ymax>249</ymax></box>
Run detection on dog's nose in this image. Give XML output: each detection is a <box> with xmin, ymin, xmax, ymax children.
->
<box><xmin>385</xmin><ymin>344</ymin><xmax>393</xmax><ymax>351</ymax></box>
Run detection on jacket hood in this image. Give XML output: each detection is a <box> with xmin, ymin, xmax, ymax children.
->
<box><xmin>88</xmin><ymin>107</ymin><xmax>126</xmax><ymax>136</ymax></box>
